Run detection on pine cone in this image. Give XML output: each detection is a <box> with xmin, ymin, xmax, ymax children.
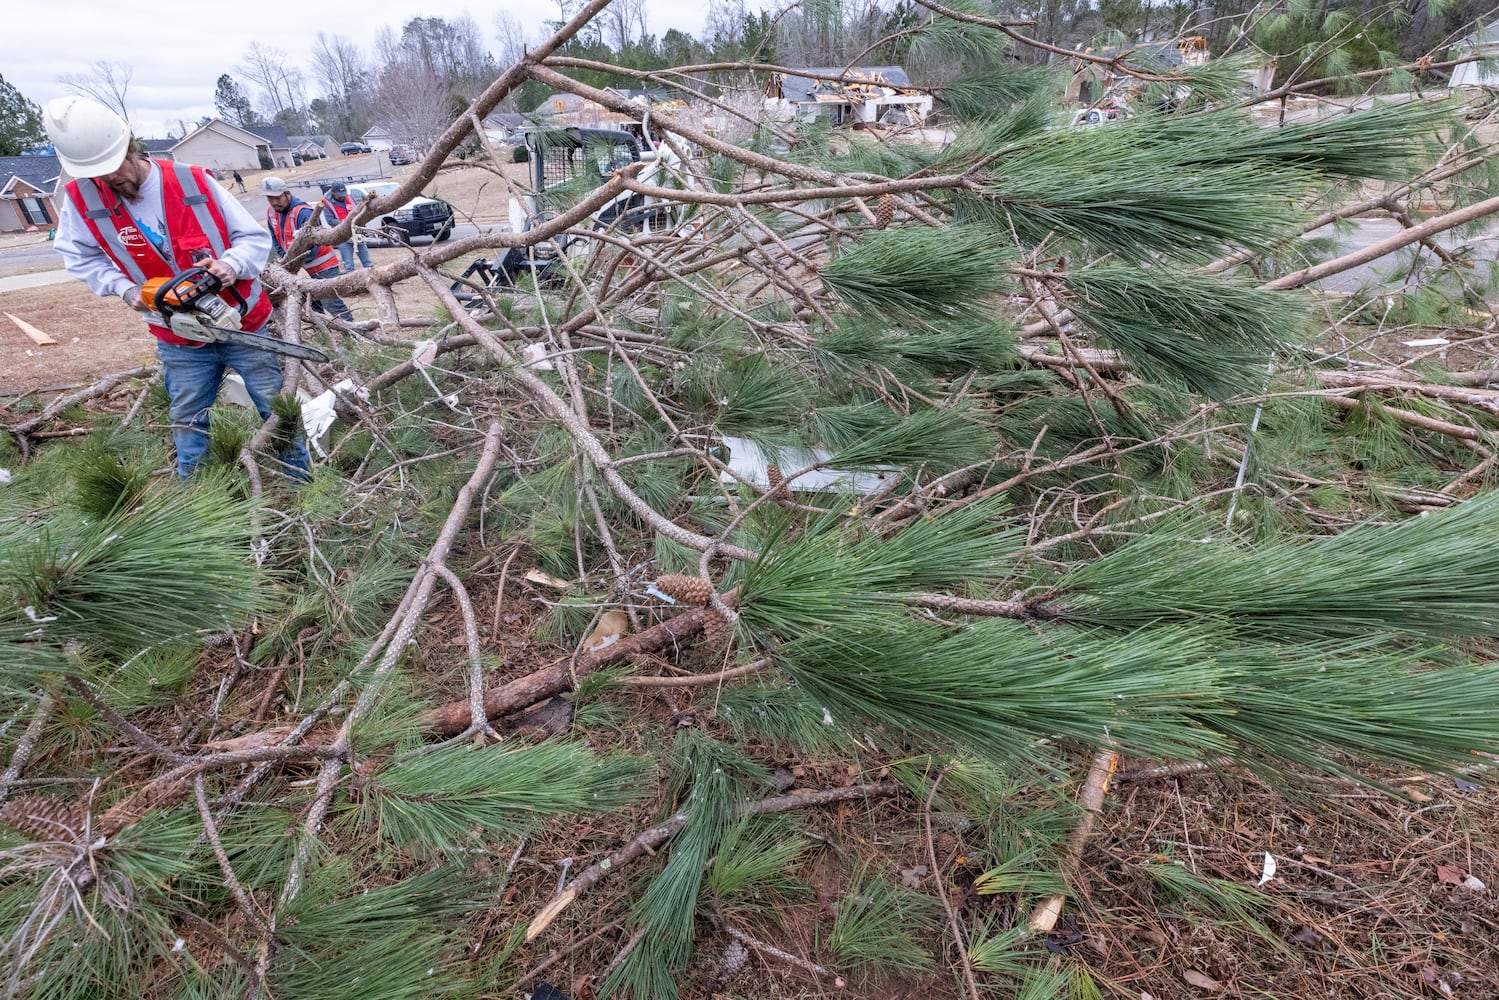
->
<box><xmin>655</xmin><ymin>574</ymin><xmax>713</xmax><ymax>607</ymax></box>
<box><xmin>713</xmin><ymin>938</ymin><xmax>750</xmax><ymax>989</ymax></box>
<box><xmin>875</xmin><ymin>194</ymin><xmax>897</xmax><ymax>230</ymax></box>
<box><xmin>98</xmin><ymin>776</ymin><xmax>189</xmax><ymax>836</ymax></box>
<box><xmin>766</xmin><ymin>463</ymin><xmax>787</xmax><ymax>497</ymax></box>
<box><xmin>0</xmin><ymin>796</ymin><xmax>87</xmax><ymax>842</ymax></box>
<box><xmin>703</xmin><ymin>607</ymin><xmax>735</xmax><ymax>649</ymax></box>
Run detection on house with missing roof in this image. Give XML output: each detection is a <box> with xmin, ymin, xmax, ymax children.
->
<box><xmin>765</xmin><ymin>66</ymin><xmax>934</xmax><ymax>127</ymax></box>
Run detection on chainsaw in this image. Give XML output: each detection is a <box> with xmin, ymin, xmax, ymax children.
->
<box><xmin>141</xmin><ymin>267</ymin><xmax>330</xmax><ymax>363</ymax></box>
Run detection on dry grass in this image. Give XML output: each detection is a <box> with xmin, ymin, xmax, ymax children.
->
<box><xmin>0</xmin><ymin>282</ymin><xmax>155</xmax><ymax>396</ymax></box>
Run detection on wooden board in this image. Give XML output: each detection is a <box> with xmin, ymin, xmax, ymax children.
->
<box><xmin>4</xmin><ymin>312</ymin><xmax>57</xmax><ymax>346</ymax></box>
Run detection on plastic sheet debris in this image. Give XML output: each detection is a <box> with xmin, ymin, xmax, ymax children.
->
<box><xmin>298</xmin><ymin>379</ymin><xmax>367</xmax><ymax>459</ymax></box>
<box><xmin>1257</xmin><ymin>852</ymin><xmax>1277</xmax><ymax>886</ymax></box>
<box><xmin>719</xmin><ymin>435</ymin><xmax>897</xmax><ymax>495</ymax></box>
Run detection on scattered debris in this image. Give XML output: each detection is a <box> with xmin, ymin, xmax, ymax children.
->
<box><xmin>1257</xmin><ymin>852</ymin><xmax>1277</xmax><ymax>886</ymax></box>
<box><xmin>1183</xmin><ymin>969</ymin><xmax>1224</xmax><ymax>991</ymax></box>
<box><xmin>583</xmin><ymin>610</ymin><xmax>628</xmax><ymax>651</ymax></box>
<box><xmin>719</xmin><ymin>434</ymin><xmax>896</xmax><ymax>495</ymax></box>
<box><xmin>525</xmin><ymin>569</ymin><xmax>570</xmax><ymax>589</ymax></box>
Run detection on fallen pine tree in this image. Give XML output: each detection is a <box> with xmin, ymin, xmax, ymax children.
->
<box><xmin>4</xmin><ymin>4</ymin><xmax>1499</xmax><ymax>998</ymax></box>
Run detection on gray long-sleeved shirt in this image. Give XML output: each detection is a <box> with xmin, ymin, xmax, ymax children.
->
<box><xmin>53</xmin><ymin>160</ymin><xmax>272</xmax><ymax>303</ymax></box>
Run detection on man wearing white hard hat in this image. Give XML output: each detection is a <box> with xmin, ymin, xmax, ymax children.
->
<box><xmin>45</xmin><ymin>96</ymin><xmax>309</xmax><ymax>479</ymax></box>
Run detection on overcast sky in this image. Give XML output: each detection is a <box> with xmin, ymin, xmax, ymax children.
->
<box><xmin>2</xmin><ymin>0</ymin><xmax>717</xmax><ymax>140</ymax></box>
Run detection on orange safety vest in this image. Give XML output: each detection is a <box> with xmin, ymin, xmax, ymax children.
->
<box><xmin>321</xmin><ymin>192</ymin><xmax>356</xmax><ymax>223</ymax></box>
<box><xmin>267</xmin><ymin>199</ymin><xmax>341</xmax><ymax>277</ymax></box>
<box><xmin>66</xmin><ymin>159</ymin><xmax>273</xmax><ymax>345</ymax></box>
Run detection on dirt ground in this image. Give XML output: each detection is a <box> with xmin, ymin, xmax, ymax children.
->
<box><xmin>0</xmin><ymin>281</ymin><xmax>157</xmax><ymax>396</ymax></box>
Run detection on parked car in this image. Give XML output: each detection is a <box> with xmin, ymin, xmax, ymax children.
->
<box><xmin>388</xmin><ymin>144</ymin><xmax>418</xmax><ymax>165</ymax></box>
<box><xmin>340</xmin><ymin>141</ymin><xmax>374</xmax><ymax>155</ymax></box>
<box><xmin>1070</xmin><ymin>108</ymin><xmax>1126</xmax><ymax>127</ymax></box>
<box><xmin>346</xmin><ymin>181</ymin><xmax>455</xmax><ymax>243</ymax></box>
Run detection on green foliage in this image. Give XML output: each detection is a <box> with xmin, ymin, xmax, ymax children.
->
<box><xmin>100</xmin><ymin>643</ymin><xmax>197</xmax><ymax>710</ymax></box>
<box><xmin>604</xmin><ymin>731</ymin><xmax>765</xmax><ymax>1000</ymax></box>
<box><xmin>705</xmin><ymin>815</ymin><xmax>812</xmax><ymax>904</ymax></box>
<box><xmin>274</xmin><ymin>864</ymin><xmax>490</xmax><ymax>998</ymax></box>
<box><xmin>1064</xmin><ymin>263</ymin><xmax>1304</xmax><ymax>398</ymax></box>
<box><xmin>1064</xmin><ymin>492</ymin><xmax>1499</xmax><ymax>640</ymax></box>
<box><xmin>1141</xmin><ymin>857</ymin><xmax>1290</xmax><ymax>956</ymax></box>
<box><xmin>715</xmin><ymin>678</ymin><xmax>860</xmax><ymax>754</ymax></box>
<box><xmin>0</xmin><ymin>73</ymin><xmax>45</xmax><ymax>156</ymax></box>
<box><xmin>823</xmin><ymin>864</ymin><xmax>938</xmax><ymax>976</ymax></box>
<box><xmin>205</xmin><ymin>403</ymin><xmax>257</xmax><ymax>469</ymax></box>
<box><xmin>735</xmin><ymin>495</ymin><xmax>1014</xmax><ymax>638</ymax></box>
<box><xmin>820</xmin><ymin>225</ymin><xmax>1017</xmax><ymax>318</ymax></box>
<box><xmin>61</xmin><ymin>436</ymin><xmax>153</xmax><ymax>519</ymax></box>
<box><xmin>938</xmin><ymin>65</ymin><xmax>1063</xmax><ymax>122</ymax></box>
<box><xmin>1</xmin><ymin>474</ymin><xmax>267</xmax><ymax>663</ymax></box>
<box><xmin>355</xmin><ymin>741</ymin><xmax>649</xmax><ymax>853</ymax></box>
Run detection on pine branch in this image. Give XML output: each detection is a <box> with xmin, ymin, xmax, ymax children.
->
<box><xmin>525</xmin><ymin>782</ymin><xmax>904</xmax><ymax>942</ymax></box>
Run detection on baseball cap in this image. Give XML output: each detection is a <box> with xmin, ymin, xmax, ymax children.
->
<box><xmin>263</xmin><ymin>176</ymin><xmax>288</xmax><ymax>196</ymax></box>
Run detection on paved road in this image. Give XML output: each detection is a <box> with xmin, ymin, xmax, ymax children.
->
<box><xmin>1309</xmin><ymin>217</ymin><xmax>1499</xmax><ymax>293</ymax></box>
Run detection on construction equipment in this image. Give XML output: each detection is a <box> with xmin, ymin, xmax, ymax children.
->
<box><xmin>141</xmin><ymin>267</ymin><xmax>330</xmax><ymax>363</ymax></box>
<box><xmin>452</xmin><ymin>127</ymin><xmax>687</xmax><ymax>302</ymax></box>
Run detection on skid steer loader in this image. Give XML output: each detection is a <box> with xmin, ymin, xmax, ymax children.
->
<box><xmin>452</xmin><ymin>126</ymin><xmax>687</xmax><ymax>302</ymax></box>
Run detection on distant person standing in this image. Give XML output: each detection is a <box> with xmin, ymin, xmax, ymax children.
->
<box><xmin>320</xmin><ymin>182</ymin><xmax>371</xmax><ymax>273</ymax></box>
<box><xmin>232</xmin><ymin>170</ymin><xmax>246</xmax><ymax>194</ymax></box>
<box><xmin>263</xmin><ymin>176</ymin><xmax>353</xmax><ymax>321</ymax></box>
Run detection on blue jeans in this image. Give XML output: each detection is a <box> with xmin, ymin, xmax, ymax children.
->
<box><xmin>309</xmin><ymin>268</ymin><xmax>354</xmax><ymax>321</ymax></box>
<box><xmin>338</xmin><ymin>240</ymin><xmax>372</xmax><ymax>273</ymax></box>
<box><xmin>157</xmin><ymin>340</ymin><xmax>312</xmax><ymax>480</ymax></box>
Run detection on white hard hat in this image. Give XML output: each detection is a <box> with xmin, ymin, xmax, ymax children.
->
<box><xmin>262</xmin><ymin>176</ymin><xmax>288</xmax><ymax>196</ymax></box>
<box><xmin>43</xmin><ymin>97</ymin><xmax>130</xmax><ymax>179</ymax></box>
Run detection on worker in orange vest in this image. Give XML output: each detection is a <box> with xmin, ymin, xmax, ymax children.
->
<box><xmin>264</xmin><ymin>176</ymin><xmax>352</xmax><ymax>321</ymax></box>
<box><xmin>321</xmin><ymin>181</ymin><xmax>371</xmax><ymax>273</ymax></box>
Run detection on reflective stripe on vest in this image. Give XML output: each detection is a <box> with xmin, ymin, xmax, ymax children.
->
<box><xmin>71</xmin><ymin>179</ymin><xmax>157</xmax><ymax>285</ymax></box>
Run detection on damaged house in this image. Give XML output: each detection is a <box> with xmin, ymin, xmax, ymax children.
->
<box><xmin>1063</xmin><ymin>36</ymin><xmax>1213</xmax><ymax>106</ymax></box>
<box><xmin>765</xmin><ymin>66</ymin><xmax>934</xmax><ymax>127</ymax></box>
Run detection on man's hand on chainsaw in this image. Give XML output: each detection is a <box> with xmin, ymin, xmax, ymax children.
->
<box><xmin>122</xmin><ymin>285</ymin><xmax>151</xmax><ymax>312</ymax></box>
<box><xmin>203</xmin><ymin>259</ymin><xmax>238</xmax><ymax>286</ymax></box>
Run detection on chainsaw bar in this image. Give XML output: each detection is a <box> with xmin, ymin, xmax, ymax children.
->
<box><xmin>213</xmin><ymin>328</ymin><xmax>331</xmax><ymax>363</ymax></box>
<box><xmin>166</xmin><ymin>314</ymin><xmax>330</xmax><ymax>363</ymax></box>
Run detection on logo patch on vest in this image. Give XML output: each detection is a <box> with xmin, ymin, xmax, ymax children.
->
<box><xmin>118</xmin><ymin>226</ymin><xmax>149</xmax><ymax>250</ymax></box>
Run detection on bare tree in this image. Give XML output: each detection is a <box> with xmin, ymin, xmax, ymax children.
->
<box><xmin>705</xmin><ymin>0</ymin><xmax>748</xmax><ymax>52</ymax></box>
<box><xmin>390</xmin><ymin>15</ymin><xmax>494</xmax><ymax>90</ymax></box>
<box><xmin>312</xmin><ymin>33</ymin><xmax>368</xmax><ymax>107</ymax></box>
<box><xmin>372</xmin><ymin>55</ymin><xmax>452</xmax><ymax>150</ymax></box>
<box><xmin>235</xmin><ymin>42</ymin><xmax>307</xmax><ymax>126</ymax></box>
<box><xmin>56</xmin><ymin>60</ymin><xmax>133</xmax><ymax>123</ymax></box>
<box><xmin>311</xmin><ymin>32</ymin><xmax>371</xmax><ymax>137</ymax></box>
<box><xmin>494</xmin><ymin>9</ymin><xmax>531</xmax><ymax>66</ymax></box>
<box><xmin>601</xmin><ymin>0</ymin><xmax>649</xmax><ymax>51</ymax></box>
